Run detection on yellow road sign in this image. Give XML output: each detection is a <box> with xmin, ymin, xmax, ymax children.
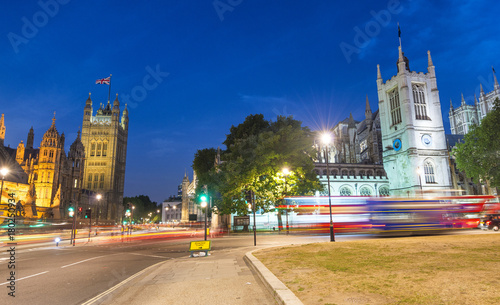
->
<box><xmin>189</xmin><ymin>240</ymin><xmax>211</xmax><ymax>251</ymax></box>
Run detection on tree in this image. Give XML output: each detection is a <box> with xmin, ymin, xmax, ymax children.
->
<box><xmin>454</xmin><ymin>98</ymin><xmax>500</xmax><ymax>189</ymax></box>
<box><xmin>214</xmin><ymin>115</ymin><xmax>322</xmax><ymax>216</ymax></box>
<box><xmin>123</xmin><ymin>195</ymin><xmax>160</xmax><ymax>223</ymax></box>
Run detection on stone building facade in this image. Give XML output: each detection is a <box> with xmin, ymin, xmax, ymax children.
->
<box><xmin>81</xmin><ymin>93</ymin><xmax>129</xmax><ymax>221</ymax></box>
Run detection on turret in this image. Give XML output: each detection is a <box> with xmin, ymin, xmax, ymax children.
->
<box><xmin>84</xmin><ymin>93</ymin><xmax>93</xmax><ymax>122</ymax></box>
<box><xmin>0</xmin><ymin>113</ymin><xmax>5</xmax><ymax>147</ymax></box>
<box><xmin>16</xmin><ymin>141</ymin><xmax>25</xmax><ymax>164</ymax></box>
<box><xmin>365</xmin><ymin>95</ymin><xmax>372</xmax><ymax>121</ymax></box>
<box><xmin>396</xmin><ymin>46</ymin><xmax>410</xmax><ymax>74</ymax></box>
<box><xmin>461</xmin><ymin>93</ymin><xmax>466</xmax><ymax>106</ymax></box>
<box><xmin>121</xmin><ymin>103</ymin><xmax>129</xmax><ymax>131</ymax></box>
<box><xmin>27</xmin><ymin>126</ymin><xmax>34</xmax><ymax>149</ymax></box>
<box><xmin>112</xmin><ymin>93</ymin><xmax>120</xmax><ymax>122</ymax></box>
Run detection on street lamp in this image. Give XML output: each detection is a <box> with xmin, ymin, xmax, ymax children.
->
<box><xmin>96</xmin><ymin>194</ymin><xmax>102</xmax><ymax>235</ymax></box>
<box><xmin>417</xmin><ymin>166</ymin><xmax>424</xmax><ymax>196</ymax></box>
<box><xmin>200</xmin><ymin>195</ymin><xmax>208</xmax><ymax>241</ymax></box>
<box><xmin>282</xmin><ymin>167</ymin><xmax>290</xmax><ymax>235</ymax></box>
<box><xmin>321</xmin><ymin>132</ymin><xmax>335</xmax><ymax>242</ymax></box>
<box><xmin>0</xmin><ymin>167</ymin><xmax>10</xmax><ymax>206</ymax></box>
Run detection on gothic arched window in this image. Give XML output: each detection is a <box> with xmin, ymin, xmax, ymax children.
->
<box><xmin>379</xmin><ymin>186</ymin><xmax>390</xmax><ymax>196</ymax></box>
<box><xmin>102</xmin><ymin>142</ymin><xmax>108</xmax><ymax>157</ymax></box>
<box><xmin>424</xmin><ymin>161</ymin><xmax>436</xmax><ymax>183</ymax></box>
<box><xmin>97</xmin><ymin>142</ymin><xmax>102</xmax><ymax>156</ymax></box>
<box><xmin>339</xmin><ymin>186</ymin><xmax>352</xmax><ymax>196</ymax></box>
<box><xmin>360</xmin><ymin>186</ymin><xmax>371</xmax><ymax>196</ymax></box>
<box><xmin>91</xmin><ymin>142</ymin><xmax>96</xmax><ymax>157</ymax></box>
<box><xmin>389</xmin><ymin>88</ymin><xmax>402</xmax><ymax>126</ymax></box>
<box><xmin>412</xmin><ymin>84</ymin><xmax>428</xmax><ymax>120</ymax></box>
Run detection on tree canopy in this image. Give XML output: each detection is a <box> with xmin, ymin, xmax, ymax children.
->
<box><xmin>123</xmin><ymin>195</ymin><xmax>160</xmax><ymax>223</ymax></box>
<box><xmin>194</xmin><ymin>114</ymin><xmax>322</xmax><ymax>216</ymax></box>
<box><xmin>454</xmin><ymin>98</ymin><xmax>500</xmax><ymax>188</ymax></box>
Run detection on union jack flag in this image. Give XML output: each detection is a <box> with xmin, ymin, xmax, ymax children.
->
<box><xmin>96</xmin><ymin>76</ymin><xmax>111</xmax><ymax>85</ymax></box>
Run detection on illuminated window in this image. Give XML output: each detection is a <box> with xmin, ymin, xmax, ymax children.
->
<box><xmin>97</xmin><ymin>142</ymin><xmax>102</xmax><ymax>156</ymax></box>
<box><xmin>102</xmin><ymin>142</ymin><xmax>107</xmax><ymax>157</ymax></box>
<box><xmin>424</xmin><ymin>161</ymin><xmax>436</xmax><ymax>183</ymax></box>
<box><xmin>74</xmin><ymin>179</ymin><xmax>78</xmax><ymax>188</ymax></box>
<box><xmin>389</xmin><ymin>89</ymin><xmax>402</xmax><ymax>126</ymax></box>
<box><xmin>91</xmin><ymin>142</ymin><xmax>96</xmax><ymax>156</ymax></box>
<box><xmin>47</xmin><ymin>172</ymin><xmax>51</xmax><ymax>181</ymax></box>
<box><xmin>99</xmin><ymin>174</ymin><xmax>105</xmax><ymax>189</ymax></box>
<box><xmin>412</xmin><ymin>84</ymin><xmax>428</xmax><ymax>120</ymax></box>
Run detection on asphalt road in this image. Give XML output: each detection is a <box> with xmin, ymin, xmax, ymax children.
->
<box><xmin>0</xmin><ymin>230</ymin><xmax>237</xmax><ymax>305</ymax></box>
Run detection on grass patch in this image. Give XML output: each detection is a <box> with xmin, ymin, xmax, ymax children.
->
<box><xmin>254</xmin><ymin>233</ymin><xmax>500</xmax><ymax>304</ymax></box>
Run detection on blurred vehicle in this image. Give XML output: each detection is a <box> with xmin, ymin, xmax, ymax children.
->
<box><xmin>489</xmin><ymin>218</ymin><xmax>500</xmax><ymax>231</ymax></box>
<box><xmin>480</xmin><ymin>214</ymin><xmax>500</xmax><ymax>231</ymax></box>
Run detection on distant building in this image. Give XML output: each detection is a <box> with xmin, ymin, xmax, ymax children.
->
<box><xmin>449</xmin><ymin>71</ymin><xmax>500</xmax><ymax>135</ymax></box>
<box><xmin>314</xmin><ymin>96</ymin><xmax>389</xmax><ymax>197</ymax></box>
<box><xmin>162</xmin><ymin>201</ymin><xmax>182</xmax><ymax>223</ymax></box>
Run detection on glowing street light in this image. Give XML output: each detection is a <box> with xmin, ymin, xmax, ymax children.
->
<box><xmin>321</xmin><ymin>132</ymin><xmax>335</xmax><ymax>242</ymax></box>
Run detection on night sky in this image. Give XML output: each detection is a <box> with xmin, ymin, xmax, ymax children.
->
<box><xmin>0</xmin><ymin>1</ymin><xmax>498</xmax><ymax>203</ymax></box>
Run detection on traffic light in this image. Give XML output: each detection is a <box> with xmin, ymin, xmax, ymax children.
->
<box><xmin>245</xmin><ymin>190</ymin><xmax>252</xmax><ymax>202</ymax></box>
<box><xmin>85</xmin><ymin>208</ymin><xmax>91</xmax><ymax>219</ymax></box>
<box><xmin>78</xmin><ymin>207</ymin><xmax>83</xmax><ymax>215</ymax></box>
<box><xmin>68</xmin><ymin>206</ymin><xmax>74</xmax><ymax>217</ymax></box>
<box><xmin>200</xmin><ymin>194</ymin><xmax>207</xmax><ymax>208</ymax></box>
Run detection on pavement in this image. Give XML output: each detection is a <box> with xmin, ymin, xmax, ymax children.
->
<box><xmin>87</xmin><ymin>234</ymin><xmax>327</xmax><ymax>305</ymax></box>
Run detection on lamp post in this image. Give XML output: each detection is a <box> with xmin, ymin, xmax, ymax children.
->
<box><xmin>96</xmin><ymin>194</ymin><xmax>102</xmax><ymax>235</ymax></box>
<box><xmin>200</xmin><ymin>195</ymin><xmax>208</xmax><ymax>241</ymax></box>
<box><xmin>417</xmin><ymin>166</ymin><xmax>424</xmax><ymax>196</ymax></box>
<box><xmin>321</xmin><ymin>133</ymin><xmax>335</xmax><ymax>242</ymax></box>
<box><xmin>0</xmin><ymin>167</ymin><xmax>9</xmax><ymax>206</ymax></box>
<box><xmin>282</xmin><ymin>167</ymin><xmax>290</xmax><ymax>235</ymax></box>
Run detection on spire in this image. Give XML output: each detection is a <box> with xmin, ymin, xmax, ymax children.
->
<box><xmin>377</xmin><ymin>64</ymin><xmax>382</xmax><ymax>80</ymax></box>
<box><xmin>396</xmin><ymin>45</ymin><xmax>410</xmax><ymax>73</ymax></box>
<box><xmin>480</xmin><ymin>83</ymin><xmax>485</xmax><ymax>96</ymax></box>
<box><xmin>27</xmin><ymin>126</ymin><xmax>34</xmax><ymax>149</ymax></box>
<box><xmin>449</xmin><ymin>99</ymin><xmax>453</xmax><ymax>111</ymax></box>
<box><xmin>461</xmin><ymin>93</ymin><xmax>466</xmax><ymax>106</ymax></box>
<box><xmin>113</xmin><ymin>93</ymin><xmax>119</xmax><ymax>107</ymax></box>
<box><xmin>474</xmin><ymin>94</ymin><xmax>478</xmax><ymax>106</ymax></box>
<box><xmin>365</xmin><ymin>95</ymin><xmax>372</xmax><ymax>120</ymax></box>
<box><xmin>0</xmin><ymin>113</ymin><xmax>5</xmax><ymax>147</ymax></box>
<box><xmin>348</xmin><ymin>113</ymin><xmax>356</xmax><ymax>128</ymax></box>
<box><xmin>427</xmin><ymin>50</ymin><xmax>434</xmax><ymax>67</ymax></box>
<box><xmin>52</xmin><ymin>111</ymin><xmax>56</xmax><ymax>126</ymax></box>
<box><xmin>493</xmin><ymin>66</ymin><xmax>499</xmax><ymax>89</ymax></box>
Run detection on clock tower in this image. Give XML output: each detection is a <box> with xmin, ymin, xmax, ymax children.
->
<box><xmin>376</xmin><ymin>46</ymin><xmax>451</xmax><ymax>196</ymax></box>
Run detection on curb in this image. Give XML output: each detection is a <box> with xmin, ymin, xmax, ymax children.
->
<box><xmin>244</xmin><ymin>250</ymin><xmax>304</xmax><ymax>305</ymax></box>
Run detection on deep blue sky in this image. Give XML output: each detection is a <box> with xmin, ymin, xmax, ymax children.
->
<box><xmin>0</xmin><ymin>1</ymin><xmax>498</xmax><ymax>203</ymax></box>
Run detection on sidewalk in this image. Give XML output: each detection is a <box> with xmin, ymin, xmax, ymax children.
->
<box><xmin>92</xmin><ymin>235</ymin><xmax>325</xmax><ymax>305</ymax></box>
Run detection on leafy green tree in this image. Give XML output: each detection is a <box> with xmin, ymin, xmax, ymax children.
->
<box><xmin>454</xmin><ymin>98</ymin><xmax>500</xmax><ymax>189</ymax></box>
<box><xmin>214</xmin><ymin>115</ymin><xmax>322</xmax><ymax>216</ymax></box>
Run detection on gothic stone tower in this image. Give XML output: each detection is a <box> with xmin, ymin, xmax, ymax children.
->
<box><xmin>376</xmin><ymin>46</ymin><xmax>451</xmax><ymax>196</ymax></box>
<box><xmin>81</xmin><ymin>93</ymin><xmax>129</xmax><ymax>221</ymax></box>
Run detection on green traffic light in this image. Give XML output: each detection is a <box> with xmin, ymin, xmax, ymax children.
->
<box><xmin>200</xmin><ymin>195</ymin><xmax>207</xmax><ymax>202</ymax></box>
<box><xmin>68</xmin><ymin>207</ymin><xmax>74</xmax><ymax>211</ymax></box>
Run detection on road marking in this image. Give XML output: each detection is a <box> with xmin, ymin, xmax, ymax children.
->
<box><xmin>0</xmin><ymin>271</ymin><xmax>49</xmax><ymax>286</ymax></box>
<box><xmin>129</xmin><ymin>252</ymin><xmax>168</xmax><ymax>259</ymax></box>
<box><xmin>61</xmin><ymin>255</ymin><xmax>107</xmax><ymax>268</ymax></box>
<box><xmin>80</xmin><ymin>261</ymin><xmax>165</xmax><ymax>305</ymax></box>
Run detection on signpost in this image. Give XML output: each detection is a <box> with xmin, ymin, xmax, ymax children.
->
<box><xmin>189</xmin><ymin>240</ymin><xmax>211</xmax><ymax>257</ymax></box>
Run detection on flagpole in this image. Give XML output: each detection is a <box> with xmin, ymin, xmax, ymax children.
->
<box><xmin>108</xmin><ymin>74</ymin><xmax>112</xmax><ymax>103</ymax></box>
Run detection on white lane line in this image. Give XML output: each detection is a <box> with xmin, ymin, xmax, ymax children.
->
<box><xmin>129</xmin><ymin>252</ymin><xmax>168</xmax><ymax>259</ymax></box>
<box><xmin>61</xmin><ymin>255</ymin><xmax>107</xmax><ymax>269</ymax></box>
<box><xmin>80</xmin><ymin>261</ymin><xmax>165</xmax><ymax>305</ymax></box>
<box><xmin>0</xmin><ymin>271</ymin><xmax>49</xmax><ymax>286</ymax></box>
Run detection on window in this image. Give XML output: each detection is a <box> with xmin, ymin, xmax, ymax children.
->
<box><xmin>74</xmin><ymin>179</ymin><xmax>78</xmax><ymax>188</ymax></box>
<box><xmin>379</xmin><ymin>186</ymin><xmax>390</xmax><ymax>196</ymax></box>
<box><xmin>424</xmin><ymin>161</ymin><xmax>436</xmax><ymax>183</ymax></box>
<box><xmin>47</xmin><ymin>172</ymin><xmax>51</xmax><ymax>181</ymax></box>
<box><xmin>91</xmin><ymin>142</ymin><xmax>96</xmax><ymax>156</ymax></box>
<box><xmin>97</xmin><ymin>142</ymin><xmax>102</xmax><ymax>156</ymax></box>
<box><xmin>360</xmin><ymin>186</ymin><xmax>371</xmax><ymax>196</ymax></box>
<box><xmin>389</xmin><ymin>89</ymin><xmax>402</xmax><ymax>126</ymax></box>
<box><xmin>339</xmin><ymin>186</ymin><xmax>352</xmax><ymax>196</ymax></box>
<box><xmin>102</xmin><ymin>142</ymin><xmax>107</xmax><ymax>157</ymax></box>
<box><xmin>93</xmin><ymin>174</ymin><xmax>99</xmax><ymax>189</ymax></box>
<box><xmin>99</xmin><ymin>174</ymin><xmax>105</xmax><ymax>189</ymax></box>
<box><xmin>412</xmin><ymin>84</ymin><xmax>428</xmax><ymax>120</ymax></box>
